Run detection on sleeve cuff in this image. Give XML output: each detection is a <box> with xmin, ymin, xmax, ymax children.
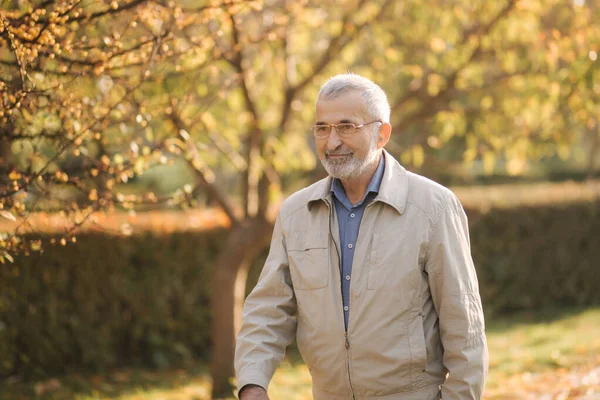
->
<box><xmin>236</xmin><ymin>369</ymin><xmax>270</xmax><ymax>398</ymax></box>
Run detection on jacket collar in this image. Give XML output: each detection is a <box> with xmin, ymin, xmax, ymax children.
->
<box><xmin>308</xmin><ymin>149</ymin><xmax>408</xmax><ymax>214</ymax></box>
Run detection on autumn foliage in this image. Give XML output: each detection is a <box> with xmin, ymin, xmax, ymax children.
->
<box><xmin>1</xmin><ymin>0</ymin><xmax>599</xmax><ymax>259</ymax></box>
<box><xmin>2</xmin><ymin>0</ymin><xmax>600</xmax><ymax>396</ymax></box>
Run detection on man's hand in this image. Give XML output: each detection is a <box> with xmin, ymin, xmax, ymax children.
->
<box><xmin>239</xmin><ymin>384</ymin><xmax>269</xmax><ymax>400</ymax></box>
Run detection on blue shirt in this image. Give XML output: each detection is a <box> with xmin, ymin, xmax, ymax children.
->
<box><xmin>331</xmin><ymin>156</ymin><xmax>385</xmax><ymax>330</ymax></box>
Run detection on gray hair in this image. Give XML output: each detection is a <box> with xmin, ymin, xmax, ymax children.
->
<box><xmin>318</xmin><ymin>73</ymin><xmax>391</xmax><ymax>123</ymax></box>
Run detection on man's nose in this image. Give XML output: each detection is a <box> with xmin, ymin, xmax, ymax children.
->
<box><xmin>326</xmin><ymin>129</ymin><xmax>342</xmax><ymax>151</ymax></box>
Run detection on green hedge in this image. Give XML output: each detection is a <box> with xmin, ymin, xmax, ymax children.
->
<box><xmin>469</xmin><ymin>200</ymin><xmax>600</xmax><ymax>314</ymax></box>
<box><xmin>1</xmin><ymin>194</ymin><xmax>599</xmax><ymax>378</ymax></box>
<box><xmin>0</xmin><ymin>230</ymin><xmax>226</xmax><ymax>378</ymax></box>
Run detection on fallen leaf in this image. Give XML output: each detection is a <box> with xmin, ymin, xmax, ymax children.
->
<box><xmin>0</xmin><ymin>210</ymin><xmax>16</xmax><ymax>221</ymax></box>
<box><xmin>33</xmin><ymin>379</ymin><xmax>61</xmax><ymax>396</ymax></box>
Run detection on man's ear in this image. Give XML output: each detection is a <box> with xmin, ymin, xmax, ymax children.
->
<box><xmin>377</xmin><ymin>122</ymin><xmax>392</xmax><ymax>149</ymax></box>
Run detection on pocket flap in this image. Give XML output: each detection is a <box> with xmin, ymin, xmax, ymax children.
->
<box><xmin>287</xmin><ymin>231</ymin><xmax>328</xmax><ymax>251</ymax></box>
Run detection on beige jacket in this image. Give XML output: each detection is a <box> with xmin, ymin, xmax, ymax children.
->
<box><xmin>235</xmin><ymin>150</ymin><xmax>488</xmax><ymax>399</ymax></box>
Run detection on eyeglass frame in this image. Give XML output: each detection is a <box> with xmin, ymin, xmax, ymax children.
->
<box><xmin>311</xmin><ymin>120</ymin><xmax>383</xmax><ymax>139</ymax></box>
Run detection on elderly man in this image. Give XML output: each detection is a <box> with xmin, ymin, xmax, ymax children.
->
<box><xmin>235</xmin><ymin>73</ymin><xmax>488</xmax><ymax>400</ymax></box>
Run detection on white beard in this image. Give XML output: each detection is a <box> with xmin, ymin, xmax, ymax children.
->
<box><xmin>320</xmin><ymin>135</ymin><xmax>379</xmax><ymax>180</ymax></box>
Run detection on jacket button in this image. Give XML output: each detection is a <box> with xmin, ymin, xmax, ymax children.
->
<box><xmin>418</xmin><ymin>312</ymin><xmax>423</xmax><ymax>316</ymax></box>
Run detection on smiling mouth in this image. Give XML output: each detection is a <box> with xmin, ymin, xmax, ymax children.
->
<box><xmin>327</xmin><ymin>153</ymin><xmax>352</xmax><ymax>158</ymax></box>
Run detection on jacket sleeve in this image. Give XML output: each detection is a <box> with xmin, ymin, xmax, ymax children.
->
<box><xmin>425</xmin><ymin>193</ymin><xmax>489</xmax><ymax>399</ymax></box>
<box><xmin>234</xmin><ymin>212</ymin><xmax>297</xmax><ymax>394</ymax></box>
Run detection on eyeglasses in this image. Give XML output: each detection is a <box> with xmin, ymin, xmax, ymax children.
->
<box><xmin>311</xmin><ymin>120</ymin><xmax>382</xmax><ymax>139</ymax></box>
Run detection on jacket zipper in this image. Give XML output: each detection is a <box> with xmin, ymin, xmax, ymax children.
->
<box><xmin>326</xmin><ymin>199</ymin><xmax>356</xmax><ymax>399</ymax></box>
<box><xmin>345</xmin><ymin>202</ymin><xmax>377</xmax><ymax>399</ymax></box>
<box><xmin>344</xmin><ymin>332</ymin><xmax>356</xmax><ymax>400</ymax></box>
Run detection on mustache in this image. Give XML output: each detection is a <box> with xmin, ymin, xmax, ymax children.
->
<box><xmin>326</xmin><ymin>149</ymin><xmax>353</xmax><ymax>156</ymax></box>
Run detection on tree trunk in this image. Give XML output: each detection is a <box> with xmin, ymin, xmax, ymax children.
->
<box><xmin>210</xmin><ymin>217</ymin><xmax>273</xmax><ymax>399</ymax></box>
<box><xmin>587</xmin><ymin>121</ymin><xmax>599</xmax><ymax>180</ymax></box>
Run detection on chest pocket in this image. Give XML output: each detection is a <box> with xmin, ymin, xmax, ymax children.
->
<box><xmin>287</xmin><ymin>231</ymin><xmax>329</xmax><ymax>290</ymax></box>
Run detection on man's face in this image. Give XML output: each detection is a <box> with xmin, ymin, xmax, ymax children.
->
<box><xmin>315</xmin><ymin>90</ymin><xmax>381</xmax><ymax>180</ymax></box>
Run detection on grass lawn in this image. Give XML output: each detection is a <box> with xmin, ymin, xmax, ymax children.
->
<box><xmin>2</xmin><ymin>307</ymin><xmax>599</xmax><ymax>399</ymax></box>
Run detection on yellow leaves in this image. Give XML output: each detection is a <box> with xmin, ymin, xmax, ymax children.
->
<box><xmin>134</xmin><ymin>158</ymin><xmax>145</xmax><ymax>175</ymax></box>
<box><xmin>97</xmin><ymin>75</ymin><xmax>114</xmax><ymax>94</ymax></box>
<box><xmin>55</xmin><ymin>171</ymin><xmax>69</xmax><ymax>183</ymax></box>
<box><xmin>412</xmin><ymin>145</ymin><xmax>424</xmax><ymax>168</ymax></box>
<box><xmin>430</xmin><ymin>37</ymin><xmax>447</xmax><ymax>53</ymax></box>
<box><xmin>516</xmin><ymin>0</ymin><xmax>543</xmax><ymax>12</ymax></box>
<box><xmin>371</xmin><ymin>57</ymin><xmax>385</xmax><ymax>71</ymax></box>
<box><xmin>248</xmin><ymin>1</ymin><xmax>263</xmax><ymax>11</ymax></box>
<box><xmin>508</xmin><ymin>75</ymin><xmax>526</xmax><ymax>91</ymax></box>
<box><xmin>403</xmin><ymin>65</ymin><xmax>423</xmax><ymax>79</ymax></box>
<box><xmin>93</xmin><ymin>64</ymin><xmax>105</xmax><ymax>76</ymax></box>
<box><xmin>502</xmin><ymin>50</ymin><xmax>519</xmax><ymax>74</ymax></box>
<box><xmin>0</xmin><ymin>210</ymin><xmax>16</xmax><ymax>222</ymax></box>
<box><xmin>30</xmin><ymin>240</ymin><xmax>42</xmax><ymax>251</ymax></box>
<box><xmin>384</xmin><ymin>48</ymin><xmax>400</xmax><ymax>62</ymax></box>
<box><xmin>483</xmin><ymin>151</ymin><xmax>496</xmax><ymax>175</ymax></box>
<box><xmin>89</xmin><ymin>189</ymin><xmax>98</xmax><ymax>201</ymax></box>
<box><xmin>400</xmin><ymin>145</ymin><xmax>425</xmax><ymax>168</ymax></box>
<box><xmin>549</xmin><ymin>82</ymin><xmax>561</xmax><ymax>99</ymax></box>
<box><xmin>452</xmin><ymin>5</ymin><xmax>468</xmax><ymax>24</ymax></box>
<box><xmin>546</xmin><ymin>41</ymin><xmax>559</xmax><ymax>70</ymax></box>
<box><xmin>200</xmin><ymin>112</ymin><xmax>217</xmax><ymax>131</ymax></box>
<box><xmin>506</xmin><ymin>157</ymin><xmax>527</xmax><ymax>176</ymax></box>
<box><xmin>144</xmin><ymin>192</ymin><xmax>157</xmax><ymax>203</ymax></box>
<box><xmin>120</xmin><ymin>223</ymin><xmax>133</xmax><ymax>236</ymax></box>
<box><xmin>0</xmin><ymin>251</ymin><xmax>14</xmax><ymax>264</ymax></box>
<box><xmin>20</xmin><ymin>107</ymin><xmax>33</xmax><ymax>122</ymax></box>
<box><xmin>427</xmin><ymin>136</ymin><xmax>441</xmax><ymax>149</ymax></box>
<box><xmin>557</xmin><ymin>143</ymin><xmax>571</xmax><ymax>161</ymax></box>
<box><xmin>8</xmin><ymin>170</ymin><xmax>22</xmax><ymax>181</ymax></box>
<box><xmin>480</xmin><ymin>96</ymin><xmax>494</xmax><ymax>110</ymax></box>
<box><xmin>427</xmin><ymin>73</ymin><xmax>446</xmax><ymax>97</ymax></box>
<box><xmin>463</xmin><ymin>147</ymin><xmax>478</xmax><ymax>163</ymax></box>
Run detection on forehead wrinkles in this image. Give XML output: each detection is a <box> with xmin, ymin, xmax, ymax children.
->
<box><xmin>316</xmin><ymin>101</ymin><xmax>370</xmax><ymax>123</ymax></box>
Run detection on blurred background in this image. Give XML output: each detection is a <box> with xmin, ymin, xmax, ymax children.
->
<box><xmin>0</xmin><ymin>0</ymin><xmax>599</xmax><ymax>398</ymax></box>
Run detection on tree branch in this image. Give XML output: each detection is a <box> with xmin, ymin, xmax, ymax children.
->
<box><xmin>70</xmin><ymin>0</ymin><xmax>147</xmax><ymax>23</ymax></box>
<box><xmin>226</xmin><ymin>12</ymin><xmax>264</xmax><ymax>219</ymax></box>
<box><xmin>0</xmin><ymin>14</ymin><xmax>27</xmax><ymax>92</ymax></box>
<box><xmin>392</xmin><ymin>0</ymin><xmax>517</xmax><ymax>116</ymax></box>
<box><xmin>392</xmin><ymin>0</ymin><xmax>518</xmax><ymax>128</ymax></box>
<box><xmin>168</xmin><ymin>108</ymin><xmax>240</xmax><ymax>226</ymax></box>
<box><xmin>278</xmin><ymin>0</ymin><xmax>394</xmax><ymax>134</ymax></box>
